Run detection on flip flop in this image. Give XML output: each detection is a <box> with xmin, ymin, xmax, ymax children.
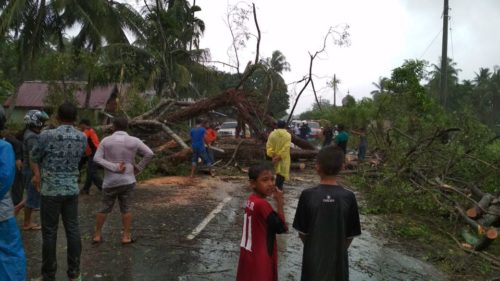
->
<box><xmin>21</xmin><ymin>224</ymin><xmax>41</xmax><ymax>231</ymax></box>
<box><xmin>121</xmin><ymin>237</ymin><xmax>136</xmax><ymax>245</ymax></box>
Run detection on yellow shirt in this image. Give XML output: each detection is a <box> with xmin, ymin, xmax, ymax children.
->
<box><xmin>266</xmin><ymin>129</ymin><xmax>291</xmax><ymax>180</ymax></box>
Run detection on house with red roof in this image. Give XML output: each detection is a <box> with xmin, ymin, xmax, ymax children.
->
<box><xmin>3</xmin><ymin>81</ymin><xmax>129</xmax><ymax>123</ymax></box>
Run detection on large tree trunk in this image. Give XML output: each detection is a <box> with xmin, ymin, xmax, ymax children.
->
<box><xmin>159</xmin><ymin>88</ymin><xmax>317</xmax><ymax>150</ymax></box>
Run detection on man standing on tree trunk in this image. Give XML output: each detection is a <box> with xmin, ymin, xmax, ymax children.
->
<box><xmin>266</xmin><ymin>120</ymin><xmax>291</xmax><ymax>191</ymax></box>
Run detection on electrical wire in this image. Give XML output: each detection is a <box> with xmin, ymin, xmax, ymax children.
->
<box><xmin>419</xmin><ymin>29</ymin><xmax>442</xmax><ymax>59</ymax></box>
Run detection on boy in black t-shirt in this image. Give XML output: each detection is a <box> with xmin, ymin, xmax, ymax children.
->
<box><xmin>293</xmin><ymin>145</ymin><xmax>361</xmax><ymax>281</ymax></box>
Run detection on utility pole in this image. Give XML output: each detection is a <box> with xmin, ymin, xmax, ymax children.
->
<box><xmin>440</xmin><ymin>0</ymin><xmax>449</xmax><ymax>109</ymax></box>
<box><xmin>328</xmin><ymin>74</ymin><xmax>340</xmax><ymax>107</ymax></box>
<box><xmin>333</xmin><ymin>74</ymin><xmax>337</xmax><ymax>107</ymax></box>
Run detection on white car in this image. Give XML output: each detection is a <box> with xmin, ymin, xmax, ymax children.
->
<box><xmin>217</xmin><ymin>121</ymin><xmax>251</xmax><ymax>138</ymax></box>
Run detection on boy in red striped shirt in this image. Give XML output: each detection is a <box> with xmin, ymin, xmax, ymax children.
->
<box><xmin>236</xmin><ymin>164</ymin><xmax>287</xmax><ymax>281</ymax></box>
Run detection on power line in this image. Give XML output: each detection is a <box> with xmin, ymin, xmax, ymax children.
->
<box><xmin>419</xmin><ymin>29</ymin><xmax>442</xmax><ymax>59</ymax></box>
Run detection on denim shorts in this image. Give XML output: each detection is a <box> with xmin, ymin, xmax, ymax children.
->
<box><xmin>23</xmin><ymin>168</ymin><xmax>40</xmax><ymax>209</ymax></box>
<box><xmin>191</xmin><ymin>146</ymin><xmax>211</xmax><ymax>166</ymax></box>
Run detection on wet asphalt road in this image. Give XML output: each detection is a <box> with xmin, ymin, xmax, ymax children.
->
<box><xmin>20</xmin><ymin>175</ymin><xmax>447</xmax><ymax>281</ymax></box>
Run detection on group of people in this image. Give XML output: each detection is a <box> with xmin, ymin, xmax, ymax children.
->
<box><xmin>295</xmin><ymin>120</ymin><xmax>367</xmax><ymax>161</ymax></box>
<box><xmin>322</xmin><ymin>124</ymin><xmax>367</xmax><ymax>161</ymax></box>
<box><xmin>0</xmin><ymin>103</ymin><xmax>153</xmax><ymax>281</ymax></box>
<box><xmin>1</xmin><ymin>107</ymin><xmax>364</xmax><ymax>280</ymax></box>
<box><xmin>239</xmin><ymin>120</ymin><xmax>361</xmax><ymax>280</ymax></box>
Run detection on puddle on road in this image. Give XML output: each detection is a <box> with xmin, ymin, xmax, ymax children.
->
<box><xmin>180</xmin><ymin>180</ymin><xmax>448</xmax><ymax>281</ymax></box>
<box><xmin>21</xmin><ymin>177</ymin><xmax>447</xmax><ymax>280</ymax></box>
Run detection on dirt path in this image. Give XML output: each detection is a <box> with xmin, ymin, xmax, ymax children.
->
<box><xmin>21</xmin><ymin>175</ymin><xmax>447</xmax><ymax>280</ymax></box>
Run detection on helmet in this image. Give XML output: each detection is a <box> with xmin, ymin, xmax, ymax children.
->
<box><xmin>24</xmin><ymin>110</ymin><xmax>49</xmax><ymax>128</ymax></box>
<box><xmin>0</xmin><ymin>105</ymin><xmax>6</xmax><ymax>130</ymax></box>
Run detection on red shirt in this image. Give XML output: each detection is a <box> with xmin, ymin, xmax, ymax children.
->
<box><xmin>236</xmin><ymin>193</ymin><xmax>287</xmax><ymax>281</ymax></box>
<box><xmin>83</xmin><ymin>128</ymin><xmax>100</xmax><ymax>157</ymax></box>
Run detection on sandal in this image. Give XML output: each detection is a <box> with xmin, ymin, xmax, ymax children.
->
<box><xmin>21</xmin><ymin>224</ymin><xmax>41</xmax><ymax>231</ymax></box>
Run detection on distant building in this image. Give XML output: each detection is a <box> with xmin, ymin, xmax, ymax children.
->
<box><xmin>3</xmin><ymin>81</ymin><xmax>129</xmax><ymax>123</ymax></box>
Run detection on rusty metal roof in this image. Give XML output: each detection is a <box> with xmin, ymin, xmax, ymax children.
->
<box><xmin>3</xmin><ymin>81</ymin><xmax>128</xmax><ymax>110</ymax></box>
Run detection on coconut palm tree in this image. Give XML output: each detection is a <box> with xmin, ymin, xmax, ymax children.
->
<box><xmin>473</xmin><ymin>67</ymin><xmax>492</xmax><ymax>86</ymax></box>
<box><xmin>262</xmin><ymin>50</ymin><xmax>291</xmax><ymax>74</ymax></box>
<box><xmin>0</xmin><ymin>0</ymin><xmax>145</xmax><ymax>115</ymax></box>
<box><xmin>258</xmin><ymin>50</ymin><xmax>290</xmax><ymax>116</ymax></box>
<box><xmin>127</xmin><ymin>0</ymin><xmax>208</xmax><ymax>98</ymax></box>
<box><xmin>371</xmin><ymin>76</ymin><xmax>389</xmax><ymax>96</ymax></box>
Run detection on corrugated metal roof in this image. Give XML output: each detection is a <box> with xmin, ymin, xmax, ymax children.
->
<box><xmin>3</xmin><ymin>81</ymin><xmax>129</xmax><ymax>110</ymax></box>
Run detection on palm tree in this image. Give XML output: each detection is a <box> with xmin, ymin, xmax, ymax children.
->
<box><xmin>128</xmin><ymin>0</ymin><xmax>208</xmax><ymax>98</ymax></box>
<box><xmin>426</xmin><ymin>57</ymin><xmax>460</xmax><ymax>106</ymax></box>
<box><xmin>262</xmin><ymin>50</ymin><xmax>291</xmax><ymax>74</ymax></box>
<box><xmin>259</xmin><ymin>50</ymin><xmax>290</xmax><ymax>115</ymax></box>
<box><xmin>473</xmin><ymin>67</ymin><xmax>492</xmax><ymax>86</ymax></box>
<box><xmin>490</xmin><ymin>68</ymin><xmax>500</xmax><ymax>127</ymax></box>
<box><xmin>370</xmin><ymin>76</ymin><xmax>389</xmax><ymax>96</ymax></box>
<box><xmin>67</xmin><ymin>1</ymin><xmax>145</xmax><ymax>51</ymax></box>
<box><xmin>0</xmin><ymin>0</ymin><xmax>145</xmax><ymax>115</ymax></box>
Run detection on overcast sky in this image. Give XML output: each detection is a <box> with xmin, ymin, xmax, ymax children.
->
<box><xmin>128</xmin><ymin>0</ymin><xmax>500</xmax><ymax>114</ymax></box>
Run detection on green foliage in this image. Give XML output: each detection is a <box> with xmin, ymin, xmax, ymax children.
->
<box><xmin>397</xmin><ymin>222</ymin><xmax>431</xmax><ymax>239</ymax></box>
<box><xmin>43</xmin><ymin>83</ymin><xmax>79</xmax><ymax>113</ymax></box>
<box><xmin>136</xmin><ymin>161</ymin><xmax>159</xmax><ymax>181</ymax></box>
<box><xmin>123</xmin><ymin>87</ymin><xmax>157</xmax><ymax>118</ymax></box>
<box><xmin>304</xmin><ymin>59</ymin><xmax>500</xmax><ymax>219</ymax></box>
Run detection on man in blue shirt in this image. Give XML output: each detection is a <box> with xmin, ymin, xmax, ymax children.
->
<box><xmin>31</xmin><ymin>103</ymin><xmax>87</xmax><ymax>281</ymax></box>
<box><xmin>190</xmin><ymin>119</ymin><xmax>214</xmax><ymax>177</ymax></box>
<box><xmin>0</xmin><ymin>105</ymin><xmax>26</xmax><ymax>281</ymax></box>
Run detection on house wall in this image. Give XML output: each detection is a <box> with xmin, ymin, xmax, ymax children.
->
<box><xmin>7</xmin><ymin>109</ymin><xmax>29</xmax><ymax>124</ymax></box>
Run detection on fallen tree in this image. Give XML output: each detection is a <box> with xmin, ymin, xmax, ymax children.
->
<box><xmin>353</xmin><ymin>123</ymin><xmax>500</xmax><ymax>267</ymax></box>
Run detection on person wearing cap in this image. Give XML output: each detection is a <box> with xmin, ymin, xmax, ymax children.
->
<box><xmin>266</xmin><ymin>120</ymin><xmax>291</xmax><ymax>191</ymax></box>
<box><xmin>0</xmin><ymin>105</ymin><xmax>27</xmax><ymax>281</ymax></box>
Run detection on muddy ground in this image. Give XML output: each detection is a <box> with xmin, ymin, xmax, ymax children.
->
<box><xmin>20</xmin><ymin>173</ymin><xmax>450</xmax><ymax>281</ymax></box>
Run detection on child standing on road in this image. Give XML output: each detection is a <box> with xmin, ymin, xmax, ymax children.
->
<box><xmin>236</xmin><ymin>164</ymin><xmax>288</xmax><ymax>281</ymax></box>
<box><xmin>293</xmin><ymin>146</ymin><xmax>361</xmax><ymax>281</ymax></box>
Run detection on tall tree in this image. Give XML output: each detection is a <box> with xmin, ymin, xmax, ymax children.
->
<box><xmin>370</xmin><ymin>76</ymin><xmax>389</xmax><ymax>98</ymax></box>
<box><xmin>259</xmin><ymin>50</ymin><xmax>290</xmax><ymax>116</ymax></box>
<box><xmin>0</xmin><ymin>0</ymin><xmax>145</xmax><ymax>116</ymax></box>
<box><xmin>132</xmin><ymin>0</ymin><xmax>208</xmax><ymax>98</ymax></box>
<box><xmin>427</xmin><ymin>57</ymin><xmax>460</xmax><ymax>106</ymax></box>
